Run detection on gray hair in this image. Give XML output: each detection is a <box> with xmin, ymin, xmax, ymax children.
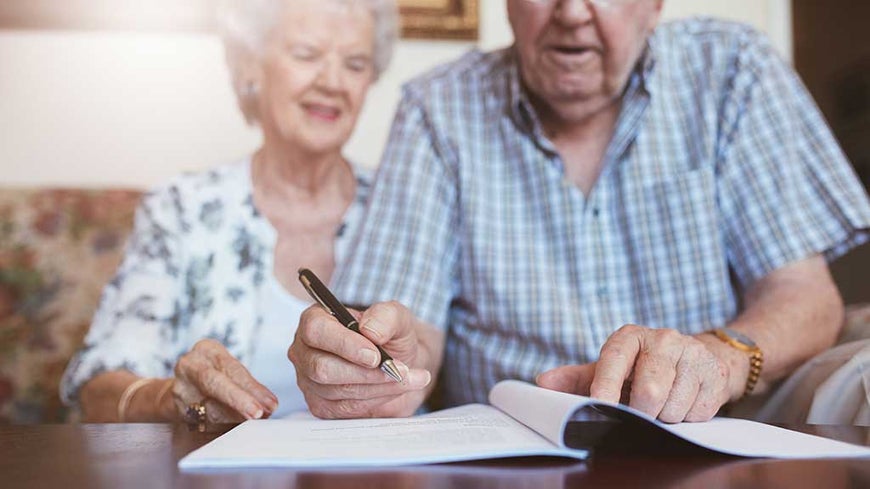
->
<box><xmin>217</xmin><ymin>0</ymin><xmax>398</xmax><ymax>124</ymax></box>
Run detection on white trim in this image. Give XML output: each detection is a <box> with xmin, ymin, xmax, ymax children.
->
<box><xmin>767</xmin><ymin>0</ymin><xmax>793</xmax><ymax>63</ymax></box>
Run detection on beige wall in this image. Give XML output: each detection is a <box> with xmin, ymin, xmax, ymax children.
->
<box><xmin>0</xmin><ymin>0</ymin><xmax>791</xmax><ymax>188</ymax></box>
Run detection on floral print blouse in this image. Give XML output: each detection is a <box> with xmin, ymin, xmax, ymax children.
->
<box><xmin>59</xmin><ymin>160</ymin><xmax>370</xmax><ymax>407</ymax></box>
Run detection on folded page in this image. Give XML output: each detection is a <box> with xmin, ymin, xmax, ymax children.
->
<box><xmin>491</xmin><ymin>381</ymin><xmax>870</xmax><ymax>459</ymax></box>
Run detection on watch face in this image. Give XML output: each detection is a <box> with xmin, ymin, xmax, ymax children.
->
<box><xmin>722</xmin><ymin>327</ymin><xmax>757</xmax><ymax>348</ymax></box>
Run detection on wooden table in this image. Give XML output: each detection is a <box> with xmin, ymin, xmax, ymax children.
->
<box><xmin>2</xmin><ymin>423</ymin><xmax>869</xmax><ymax>488</ymax></box>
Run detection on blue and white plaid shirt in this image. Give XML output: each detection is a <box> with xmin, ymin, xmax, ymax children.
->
<box><xmin>335</xmin><ymin>19</ymin><xmax>870</xmax><ymax>407</ymax></box>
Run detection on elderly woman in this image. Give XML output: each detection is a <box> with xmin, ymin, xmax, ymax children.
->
<box><xmin>60</xmin><ymin>0</ymin><xmax>397</xmax><ymax>423</ymax></box>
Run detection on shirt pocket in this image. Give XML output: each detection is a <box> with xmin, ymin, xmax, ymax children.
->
<box><xmin>626</xmin><ymin>167</ymin><xmax>734</xmax><ymax>331</ymax></box>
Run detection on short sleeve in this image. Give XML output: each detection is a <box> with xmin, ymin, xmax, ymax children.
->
<box><xmin>716</xmin><ymin>31</ymin><xmax>870</xmax><ymax>288</ymax></box>
<box><xmin>334</xmin><ymin>88</ymin><xmax>460</xmax><ymax>329</ymax></box>
<box><xmin>60</xmin><ymin>185</ymin><xmax>188</xmax><ymax>407</ymax></box>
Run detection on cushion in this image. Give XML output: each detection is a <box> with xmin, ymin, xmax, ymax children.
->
<box><xmin>841</xmin><ymin>303</ymin><xmax>870</xmax><ymax>344</ymax></box>
<box><xmin>0</xmin><ymin>188</ymin><xmax>141</xmax><ymax>423</ymax></box>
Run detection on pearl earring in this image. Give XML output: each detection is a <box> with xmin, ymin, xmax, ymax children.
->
<box><xmin>243</xmin><ymin>81</ymin><xmax>259</xmax><ymax>97</ymax></box>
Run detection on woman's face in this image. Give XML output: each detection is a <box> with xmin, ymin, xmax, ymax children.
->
<box><xmin>254</xmin><ymin>0</ymin><xmax>376</xmax><ymax>157</ymax></box>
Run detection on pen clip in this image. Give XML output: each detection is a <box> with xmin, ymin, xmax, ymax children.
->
<box><xmin>299</xmin><ymin>274</ymin><xmax>334</xmax><ymax>316</ymax></box>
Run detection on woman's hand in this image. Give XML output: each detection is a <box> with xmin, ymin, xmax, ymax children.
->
<box><xmin>170</xmin><ymin>339</ymin><xmax>279</xmax><ymax>423</ymax></box>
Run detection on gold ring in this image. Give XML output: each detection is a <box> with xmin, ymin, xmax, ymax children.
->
<box><xmin>184</xmin><ymin>401</ymin><xmax>208</xmax><ymax>432</ymax></box>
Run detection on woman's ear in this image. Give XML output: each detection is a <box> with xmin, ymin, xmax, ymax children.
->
<box><xmin>646</xmin><ymin>0</ymin><xmax>665</xmax><ymax>32</ymax></box>
<box><xmin>232</xmin><ymin>50</ymin><xmax>265</xmax><ymax>125</ymax></box>
<box><xmin>242</xmin><ymin>80</ymin><xmax>260</xmax><ymax>98</ymax></box>
<box><xmin>241</xmin><ymin>57</ymin><xmax>265</xmax><ymax>95</ymax></box>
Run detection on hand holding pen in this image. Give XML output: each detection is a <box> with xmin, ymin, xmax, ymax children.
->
<box><xmin>289</xmin><ymin>268</ymin><xmax>437</xmax><ymax>419</ymax></box>
<box><xmin>298</xmin><ymin>268</ymin><xmax>403</xmax><ymax>382</ymax></box>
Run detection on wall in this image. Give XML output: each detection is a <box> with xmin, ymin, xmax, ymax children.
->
<box><xmin>0</xmin><ymin>0</ymin><xmax>790</xmax><ymax>188</ymax></box>
<box><xmin>792</xmin><ymin>0</ymin><xmax>870</xmax><ymax>304</ymax></box>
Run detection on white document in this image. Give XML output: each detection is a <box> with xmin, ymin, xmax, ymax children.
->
<box><xmin>179</xmin><ymin>380</ymin><xmax>870</xmax><ymax>469</ymax></box>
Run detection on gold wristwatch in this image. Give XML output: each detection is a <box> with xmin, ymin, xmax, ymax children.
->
<box><xmin>710</xmin><ymin>327</ymin><xmax>763</xmax><ymax>399</ymax></box>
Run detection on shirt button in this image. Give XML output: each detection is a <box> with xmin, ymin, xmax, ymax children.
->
<box><xmin>597</xmin><ymin>286</ymin><xmax>608</xmax><ymax>298</ymax></box>
<box><xmin>592</xmin><ymin>207</ymin><xmax>600</xmax><ymax>217</ymax></box>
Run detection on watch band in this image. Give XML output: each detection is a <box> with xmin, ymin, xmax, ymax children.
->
<box><xmin>710</xmin><ymin>327</ymin><xmax>763</xmax><ymax>399</ymax></box>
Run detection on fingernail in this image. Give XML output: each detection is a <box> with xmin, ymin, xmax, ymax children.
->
<box><xmin>266</xmin><ymin>398</ymin><xmax>279</xmax><ymax>413</ymax></box>
<box><xmin>260</xmin><ymin>393</ymin><xmax>278</xmax><ymax>412</ymax></box>
<box><xmin>394</xmin><ymin>361</ymin><xmax>411</xmax><ymax>384</ymax></box>
<box><xmin>535</xmin><ymin>372</ymin><xmax>553</xmax><ymax>387</ymax></box>
<box><xmin>249</xmin><ymin>408</ymin><xmax>264</xmax><ymax>420</ymax></box>
<box><xmin>409</xmin><ymin>370</ymin><xmax>432</xmax><ymax>389</ymax></box>
<box><xmin>358</xmin><ymin>348</ymin><xmax>379</xmax><ymax>368</ymax></box>
<box><xmin>361</xmin><ymin>318</ymin><xmax>385</xmax><ymax>341</ymax></box>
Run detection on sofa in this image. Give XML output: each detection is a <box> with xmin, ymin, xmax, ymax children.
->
<box><xmin>0</xmin><ymin>188</ymin><xmax>142</xmax><ymax>423</ymax></box>
<box><xmin>0</xmin><ymin>187</ymin><xmax>868</xmax><ymax>424</ymax></box>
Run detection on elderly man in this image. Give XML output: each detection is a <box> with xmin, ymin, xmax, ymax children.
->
<box><xmin>289</xmin><ymin>0</ymin><xmax>870</xmax><ymax>422</ymax></box>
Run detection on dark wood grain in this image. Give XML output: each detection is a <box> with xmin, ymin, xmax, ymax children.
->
<box><xmin>1</xmin><ymin>423</ymin><xmax>868</xmax><ymax>489</ymax></box>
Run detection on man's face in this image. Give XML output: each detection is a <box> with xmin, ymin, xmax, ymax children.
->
<box><xmin>508</xmin><ymin>0</ymin><xmax>663</xmax><ymax>124</ymax></box>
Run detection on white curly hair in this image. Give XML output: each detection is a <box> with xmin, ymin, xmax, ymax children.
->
<box><xmin>217</xmin><ymin>0</ymin><xmax>398</xmax><ymax>124</ymax></box>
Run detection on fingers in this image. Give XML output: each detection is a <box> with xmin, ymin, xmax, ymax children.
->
<box><xmin>536</xmin><ymin>363</ymin><xmax>596</xmax><ymax>395</ymax></box>
<box><xmin>202</xmin><ymin>343</ymin><xmax>278</xmax><ymax>410</ymax></box>
<box><xmin>628</xmin><ymin>329</ymin><xmax>681</xmax><ymax>417</ymax></box>
<box><xmin>174</xmin><ymin>339</ymin><xmax>278</xmax><ymax>421</ymax></box>
<box><xmin>294</xmin><ymin>302</ymin><xmax>422</xmax><ymax>375</ymax></box>
<box><xmin>171</xmin><ymin>394</ymin><xmax>246</xmax><ymax>424</ymax></box>
<box><xmin>299</xmin><ymin>376</ymin><xmax>428</xmax><ymax>419</ymax></box>
<box><xmin>301</xmin><ymin>347</ymin><xmax>411</xmax><ymax>385</ymax></box>
<box><xmin>589</xmin><ymin>326</ymin><xmax>731</xmax><ymax>423</ymax></box>
<box><xmin>656</xmin><ymin>352</ymin><xmax>700</xmax><ymax>423</ymax></box>
<box><xmin>203</xmin><ymin>398</ymin><xmax>246</xmax><ymax>424</ymax></box>
<box><xmin>684</xmin><ymin>356</ymin><xmax>730</xmax><ymax>422</ymax></box>
<box><xmin>196</xmin><ymin>361</ymin><xmax>267</xmax><ymax>418</ymax></box>
<box><xmin>297</xmin><ymin>362</ymin><xmax>431</xmax><ymax>409</ymax></box>
<box><xmin>590</xmin><ymin>325</ymin><xmax>643</xmax><ymax>403</ymax></box>
<box><xmin>295</xmin><ymin>306</ymin><xmax>384</xmax><ymax>369</ymax></box>
<box><xmin>359</xmin><ymin>302</ymin><xmax>419</xmax><ymax>357</ymax></box>
<box><xmin>291</xmin><ymin>301</ymin><xmax>431</xmax><ymax>419</ymax></box>
<box><xmin>307</xmin><ymin>369</ymin><xmax>432</xmax><ymax>400</ymax></box>
<box><xmin>292</xmin><ymin>342</ymin><xmax>432</xmax><ymax>419</ymax></box>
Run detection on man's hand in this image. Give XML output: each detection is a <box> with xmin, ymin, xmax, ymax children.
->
<box><xmin>289</xmin><ymin>301</ymin><xmax>440</xmax><ymax>419</ymax></box>
<box><xmin>536</xmin><ymin>325</ymin><xmax>735</xmax><ymax>423</ymax></box>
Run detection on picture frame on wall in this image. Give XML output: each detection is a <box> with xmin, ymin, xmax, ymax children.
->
<box><xmin>0</xmin><ymin>0</ymin><xmax>479</xmax><ymax>41</ymax></box>
<box><xmin>398</xmin><ymin>0</ymin><xmax>478</xmax><ymax>40</ymax></box>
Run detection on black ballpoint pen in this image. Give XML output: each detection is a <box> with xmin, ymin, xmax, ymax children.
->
<box><xmin>298</xmin><ymin>268</ymin><xmax>404</xmax><ymax>383</ymax></box>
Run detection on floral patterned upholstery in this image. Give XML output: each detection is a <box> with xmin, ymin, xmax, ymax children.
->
<box><xmin>0</xmin><ymin>188</ymin><xmax>141</xmax><ymax>423</ymax></box>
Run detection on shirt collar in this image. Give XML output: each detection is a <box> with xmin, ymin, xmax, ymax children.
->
<box><xmin>637</xmin><ymin>35</ymin><xmax>658</xmax><ymax>94</ymax></box>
